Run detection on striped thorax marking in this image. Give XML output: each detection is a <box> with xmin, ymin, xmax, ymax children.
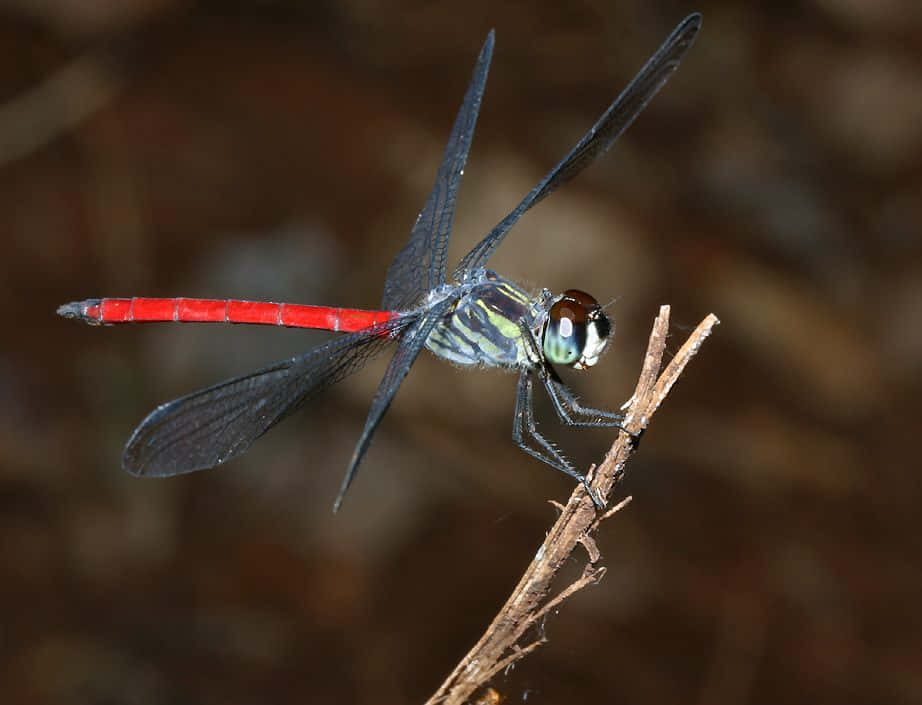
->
<box><xmin>426</xmin><ymin>271</ymin><xmax>539</xmax><ymax>368</ymax></box>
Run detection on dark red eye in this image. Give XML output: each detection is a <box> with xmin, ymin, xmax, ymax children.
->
<box><xmin>562</xmin><ymin>289</ymin><xmax>600</xmax><ymax>312</ymax></box>
<box><xmin>562</xmin><ymin>289</ymin><xmax>610</xmax><ymax>339</ymax></box>
<box><xmin>543</xmin><ymin>289</ymin><xmax>612</xmax><ymax>367</ymax></box>
<box><xmin>544</xmin><ymin>292</ymin><xmax>597</xmax><ymax>366</ymax></box>
<box><xmin>549</xmin><ymin>298</ymin><xmax>587</xmax><ymax>325</ymax></box>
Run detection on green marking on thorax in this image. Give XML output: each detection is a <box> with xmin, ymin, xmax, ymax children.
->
<box><xmin>476</xmin><ymin>299</ymin><xmax>523</xmax><ymax>340</ymax></box>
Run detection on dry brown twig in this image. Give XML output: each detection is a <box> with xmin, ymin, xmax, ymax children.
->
<box><xmin>425</xmin><ymin>305</ymin><xmax>720</xmax><ymax>705</ymax></box>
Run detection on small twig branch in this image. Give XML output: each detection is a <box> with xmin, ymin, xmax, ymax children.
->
<box><xmin>425</xmin><ymin>306</ymin><xmax>720</xmax><ymax>705</ymax></box>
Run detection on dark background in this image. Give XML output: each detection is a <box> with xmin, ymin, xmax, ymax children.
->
<box><xmin>2</xmin><ymin>1</ymin><xmax>921</xmax><ymax>703</ymax></box>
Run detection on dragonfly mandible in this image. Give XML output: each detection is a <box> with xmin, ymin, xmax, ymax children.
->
<box><xmin>59</xmin><ymin>14</ymin><xmax>701</xmax><ymax>511</ymax></box>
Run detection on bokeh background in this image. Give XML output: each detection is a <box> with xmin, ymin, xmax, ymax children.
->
<box><xmin>2</xmin><ymin>1</ymin><xmax>921</xmax><ymax>703</ymax></box>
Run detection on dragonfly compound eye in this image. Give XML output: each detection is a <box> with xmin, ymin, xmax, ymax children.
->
<box><xmin>543</xmin><ymin>290</ymin><xmax>612</xmax><ymax>369</ymax></box>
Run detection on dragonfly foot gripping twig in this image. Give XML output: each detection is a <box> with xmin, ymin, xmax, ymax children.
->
<box><xmin>425</xmin><ymin>306</ymin><xmax>720</xmax><ymax>705</ymax></box>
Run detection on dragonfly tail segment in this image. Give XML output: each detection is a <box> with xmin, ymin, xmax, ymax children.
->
<box><xmin>57</xmin><ymin>299</ymin><xmax>104</xmax><ymax>325</ymax></box>
<box><xmin>57</xmin><ymin>297</ymin><xmax>396</xmax><ymax>332</ymax></box>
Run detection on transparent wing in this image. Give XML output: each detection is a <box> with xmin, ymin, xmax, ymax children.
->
<box><xmin>122</xmin><ymin>316</ymin><xmax>415</xmax><ymax>478</ymax></box>
<box><xmin>381</xmin><ymin>30</ymin><xmax>494</xmax><ymax>311</ymax></box>
<box><xmin>455</xmin><ymin>13</ymin><xmax>701</xmax><ymax>275</ymax></box>
<box><xmin>333</xmin><ymin>297</ymin><xmax>455</xmax><ymax>510</ymax></box>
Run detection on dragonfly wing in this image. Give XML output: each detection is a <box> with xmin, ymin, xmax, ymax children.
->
<box><xmin>333</xmin><ymin>297</ymin><xmax>455</xmax><ymax>511</ymax></box>
<box><xmin>122</xmin><ymin>316</ymin><xmax>415</xmax><ymax>478</ymax></box>
<box><xmin>381</xmin><ymin>31</ymin><xmax>494</xmax><ymax>311</ymax></box>
<box><xmin>455</xmin><ymin>13</ymin><xmax>701</xmax><ymax>275</ymax></box>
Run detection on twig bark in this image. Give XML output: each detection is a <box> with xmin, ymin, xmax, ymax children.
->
<box><xmin>425</xmin><ymin>306</ymin><xmax>720</xmax><ymax>705</ymax></box>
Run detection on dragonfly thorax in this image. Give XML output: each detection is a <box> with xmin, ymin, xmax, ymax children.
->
<box><xmin>542</xmin><ymin>289</ymin><xmax>612</xmax><ymax>370</ymax></box>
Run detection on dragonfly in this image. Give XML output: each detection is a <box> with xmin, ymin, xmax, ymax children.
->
<box><xmin>59</xmin><ymin>14</ymin><xmax>701</xmax><ymax>511</ymax></box>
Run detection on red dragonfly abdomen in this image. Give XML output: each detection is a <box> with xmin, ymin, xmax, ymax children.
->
<box><xmin>58</xmin><ymin>298</ymin><xmax>396</xmax><ymax>333</ymax></box>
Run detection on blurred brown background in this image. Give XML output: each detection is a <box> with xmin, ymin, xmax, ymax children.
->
<box><xmin>2</xmin><ymin>1</ymin><xmax>921</xmax><ymax>703</ymax></box>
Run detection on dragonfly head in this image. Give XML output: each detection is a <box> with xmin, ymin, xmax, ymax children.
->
<box><xmin>542</xmin><ymin>289</ymin><xmax>612</xmax><ymax>370</ymax></box>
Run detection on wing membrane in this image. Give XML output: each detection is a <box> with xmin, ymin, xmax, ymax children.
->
<box><xmin>382</xmin><ymin>31</ymin><xmax>494</xmax><ymax>310</ymax></box>
<box><xmin>333</xmin><ymin>298</ymin><xmax>455</xmax><ymax>510</ymax></box>
<box><xmin>122</xmin><ymin>317</ymin><xmax>414</xmax><ymax>478</ymax></box>
<box><xmin>456</xmin><ymin>13</ymin><xmax>701</xmax><ymax>274</ymax></box>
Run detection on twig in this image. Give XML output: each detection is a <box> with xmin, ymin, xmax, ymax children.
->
<box><xmin>425</xmin><ymin>306</ymin><xmax>719</xmax><ymax>705</ymax></box>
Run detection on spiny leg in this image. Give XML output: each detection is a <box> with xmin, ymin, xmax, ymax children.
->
<box><xmin>518</xmin><ymin>319</ymin><xmax>632</xmax><ymax>433</ymax></box>
<box><xmin>541</xmin><ymin>366</ymin><xmax>628</xmax><ymax>429</ymax></box>
<box><xmin>512</xmin><ymin>370</ymin><xmax>604</xmax><ymax>509</ymax></box>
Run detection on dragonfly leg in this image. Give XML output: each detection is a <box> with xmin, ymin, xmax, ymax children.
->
<box><xmin>518</xmin><ymin>320</ymin><xmax>631</xmax><ymax>433</ymax></box>
<box><xmin>540</xmin><ymin>367</ymin><xmax>644</xmax><ymax>449</ymax></box>
<box><xmin>541</xmin><ymin>369</ymin><xmax>628</xmax><ymax>429</ymax></box>
<box><xmin>513</xmin><ymin>370</ymin><xmax>605</xmax><ymax>509</ymax></box>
